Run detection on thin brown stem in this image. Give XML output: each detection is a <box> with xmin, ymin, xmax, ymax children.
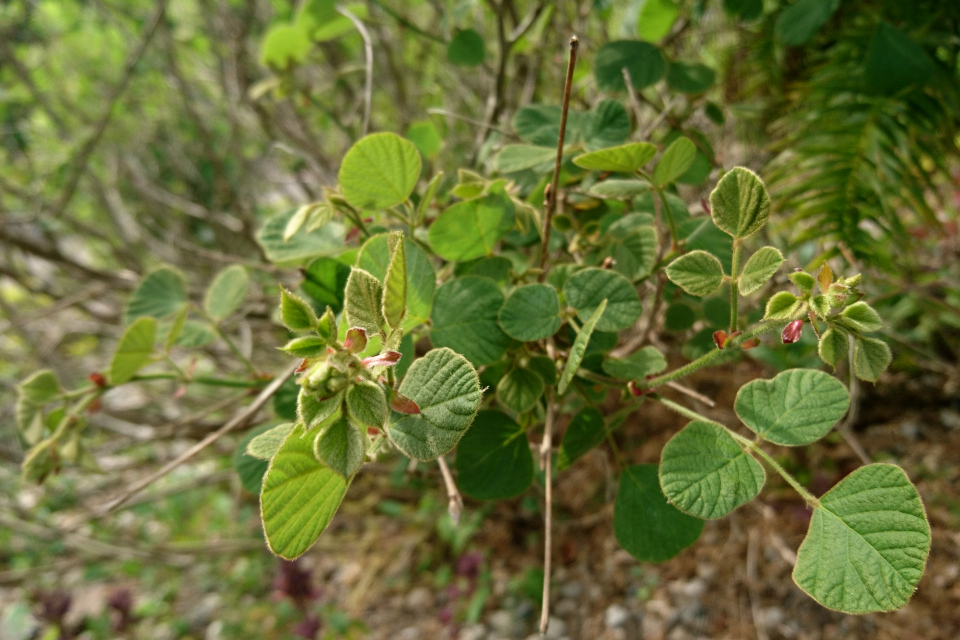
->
<box><xmin>538</xmin><ymin>386</ymin><xmax>557</xmax><ymax>636</ymax></box>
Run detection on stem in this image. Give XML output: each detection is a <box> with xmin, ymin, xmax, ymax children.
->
<box><xmin>537</xmin><ymin>36</ymin><xmax>578</xmax><ymax>279</ymax></box>
<box><xmin>129</xmin><ymin>373</ymin><xmax>267</xmax><ymax>389</ymax></box>
<box><xmin>730</xmin><ymin>240</ymin><xmax>741</xmax><ymax>333</ymax></box>
<box><xmin>210</xmin><ymin>322</ymin><xmax>258</xmax><ymax>376</ymax></box>
<box><xmin>538</xmin><ymin>387</ymin><xmax>556</xmax><ymax>636</ymax></box>
<box><xmin>436</xmin><ymin>455</ymin><xmax>464</xmax><ymax>526</ymax></box>
<box><xmin>50</xmin><ymin>391</ymin><xmax>103</xmax><ymax>440</ymax></box>
<box><xmin>654</xmin><ymin>185</ymin><xmax>680</xmax><ymax>249</ymax></box>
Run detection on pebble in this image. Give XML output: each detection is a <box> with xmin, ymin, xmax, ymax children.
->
<box><xmin>553</xmin><ymin>598</ymin><xmax>577</xmax><ymax>616</ymax></box>
<box><xmin>559</xmin><ymin>581</ymin><xmax>583</xmax><ymax>598</ymax></box>
<box><xmin>458</xmin><ymin>624</ymin><xmax>488</xmax><ymax>640</ymax></box>
<box><xmin>900</xmin><ymin>420</ymin><xmax>921</xmax><ymax>440</ymax></box>
<box><xmin>488</xmin><ymin>609</ymin><xmax>520</xmax><ymax>637</ymax></box>
<box><xmin>404</xmin><ymin>586</ymin><xmax>433</xmax><ymax>611</ymax></box>
<box><xmin>545</xmin><ymin>616</ymin><xmax>567</xmax><ymax>639</ymax></box>
<box><xmin>757</xmin><ymin>606</ymin><xmax>785</xmax><ymax>628</ymax></box>
<box><xmin>939</xmin><ymin>408</ymin><xmax>960</xmax><ymax>430</ymax></box>
<box><xmin>604</xmin><ymin>604</ymin><xmax>630</xmax><ymax>629</ymax></box>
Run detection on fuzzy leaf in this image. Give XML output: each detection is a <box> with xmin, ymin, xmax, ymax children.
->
<box><xmin>573</xmin><ymin>142</ymin><xmax>657</xmax><ymax>173</ymax></box>
<box><xmin>665</xmin><ymin>250</ymin><xmax>725</xmax><ymax>296</ymax></box>
<box><xmin>246</xmin><ymin>423</ymin><xmax>296</xmax><ymax>460</ymax></box>
<box><xmin>204</xmin><ymin>265</ymin><xmax>249</xmax><ymax>322</ymax></box>
<box><xmin>357</xmin><ymin>233</ymin><xmax>435</xmax><ymax>329</ymax></box>
<box><xmin>280</xmin><ymin>336</ymin><xmax>328</xmax><ymax>358</ymax></box>
<box><xmin>455</xmin><ymin>410</ymin><xmax>534</xmax><ymax>500</ymax></box>
<box><xmin>298</xmin><ymin>389</ymin><xmax>343</xmax><ymax>430</ymax></box>
<box><xmin>429</xmin><ymin>190</ymin><xmax>516</xmax><ymax>262</ymax></box>
<box><xmin>738</xmin><ymin>247</ymin><xmax>784</xmax><ymax>295</ymax></box>
<box><xmin>841</xmin><ymin>301</ymin><xmax>883</xmax><ymax>333</ymax></box>
<box><xmin>563</xmin><ymin>268</ymin><xmax>642</xmax><ymax>332</ymax></box>
<box><xmin>653</xmin><ymin>137</ymin><xmax>697</xmax><ymax>187</ymax></box>
<box><xmin>313</xmin><ymin>415</ymin><xmax>366</xmax><ymax>478</ymax></box>
<box><xmin>709</xmin><ymin>167</ymin><xmax>771</xmax><ymax>239</ymax></box>
<box><xmin>345</xmin><ymin>380</ymin><xmax>388</xmax><ymax>428</ymax></box>
<box><xmin>558</xmin><ymin>407</ymin><xmax>606</xmax><ymax>470</ymax></box>
<box><xmin>853</xmin><ymin>336</ymin><xmax>892</xmax><ymax>383</ymax></box>
<box><xmin>818</xmin><ymin>327</ymin><xmax>848</xmax><ymax>368</ymax></box>
<box><xmin>558</xmin><ymin>300</ymin><xmax>607</xmax><ymax>395</ymax></box>
<box><xmin>498</xmin><ymin>284</ymin><xmax>562</xmax><ymax>342</ymax></box>
<box><xmin>789</xmin><ymin>271</ymin><xmax>816</xmax><ymax>295</ymax></box>
<box><xmin>125</xmin><ymin>267</ymin><xmax>187</xmax><ymax>324</ymax></box>
<box><xmin>588</xmin><ymin>179</ymin><xmax>652</xmax><ymax>198</ymax></box>
<box><xmin>763</xmin><ymin>291</ymin><xmax>802</xmax><ymax>320</ymax></box>
<box><xmin>338</xmin><ymin>133</ymin><xmax>421</xmax><ymax>210</ymax></box>
<box><xmin>382</xmin><ymin>232</ymin><xmax>407</xmax><ymax>330</ymax></box>
<box><xmin>431</xmin><ymin>277</ymin><xmax>510</xmax><ymax>366</ymax></box>
<box><xmin>497</xmin><ymin>367</ymin><xmax>545</xmax><ymax>414</ymax></box>
<box><xmin>279</xmin><ymin>288</ymin><xmax>318</xmax><ymax>332</ymax></box>
<box><xmin>344</xmin><ymin>268</ymin><xmax>385</xmax><ymax>336</ymax></box>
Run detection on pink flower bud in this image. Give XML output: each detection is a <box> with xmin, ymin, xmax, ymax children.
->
<box><xmin>782</xmin><ymin>319</ymin><xmax>803</xmax><ymax>344</ymax></box>
<box><xmin>361</xmin><ymin>351</ymin><xmax>402</xmax><ymax>368</ymax></box>
<box><xmin>712</xmin><ymin>330</ymin><xmax>728</xmax><ymax>350</ymax></box>
<box><xmin>343</xmin><ymin>327</ymin><xmax>367</xmax><ymax>353</ymax></box>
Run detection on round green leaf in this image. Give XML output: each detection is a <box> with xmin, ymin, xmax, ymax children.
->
<box><xmin>391</xmin><ymin>348</ymin><xmax>482</xmax><ymax>461</ymax></box>
<box><xmin>659</xmin><ymin>421</ymin><xmax>765</xmax><ymax>519</ymax></box>
<box><xmin>664</xmin><ymin>302</ymin><xmax>696</xmax><ymax>332</ymax></box>
<box><xmin>497</xmin><ymin>366</ymin><xmax>545</xmax><ymax>414</ymax></box>
<box><xmin>637</xmin><ymin>0</ymin><xmax>679</xmax><ymax>42</ymax></box>
<box><xmin>233</xmin><ymin>423</ymin><xmax>281</xmax><ymax>493</ymax></box>
<box><xmin>125</xmin><ymin>267</ymin><xmax>187</xmax><ymax>324</ymax></box>
<box><xmin>260</xmin><ymin>425</ymin><xmax>349</xmax><ymax>559</ymax></box>
<box><xmin>573</xmin><ymin>142</ymin><xmax>657</xmax><ymax>173</ymax></box>
<box><xmin>498</xmin><ymin>284</ymin><xmax>562</xmax><ymax>342</ymax></box>
<box><xmin>431</xmin><ymin>277</ymin><xmax>511</xmax><ymax>366</ymax></box>
<box><xmin>455</xmin><ymin>410</ymin><xmax>534</xmax><ymax>500</ymax></box>
<box><xmin>494</xmin><ymin>144</ymin><xmax>557</xmax><ymax>173</ymax></box>
<box><xmin>109</xmin><ymin>317</ymin><xmax>157</xmax><ymax>385</ymax></box>
<box><xmin>260</xmin><ymin>24</ymin><xmax>312</xmax><ymax>68</ymax></box>
<box><xmin>734</xmin><ymin>369</ymin><xmax>850</xmax><ymax>445</ymax></box>
<box><xmin>818</xmin><ymin>327</ymin><xmax>848</xmax><ymax>368</ymax></box>
<box><xmin>763</xmin><ymin>290</ymin><xmax>802</xmax><ymax>320</ymax></box>
<box><xmin>709</xmin><ymin>167</ymin><xmax>771</xmax><ymax>239</ymax></box>
<box><xmin>607</xmin><ymin>221</ymin><xmax>657</xmax><ymax>280</ymax></box>
<box><xmin>465</xmin><ymin>256</ymin><xmax>513</xmax><ymax>284</ymax></box>
<box><xmin>580</xmin><ymin>99</ymin><xmax>631</xmax><ymax>151</ymax></box>
<box><xmin>338</xmin><ymin>133</ymin><xmax>421</xmax><ymax>210</ymax></box>
<box><xmin>653</xmin><ymin>137</ymin><xmax>697</xmax><ymax>187</ymax></box>
<box><xmin>666</xmin><ymin>62</ymin><xmax>716</xmax><ymax>94</ymax></box>
<box><xmin>527</xmin><ymin>355</ymin><xmax>558</xmax><ymax>385</ymax></box>
<box><xmin>346</xmin><ymin>380</ymin><xmax>387</xmax><ymax>428</ymax></box>
<box><xmin>793</xmin><ymin>464</ymin><xmax>930</xmax><ymax>613</ymax></box>
<box><xmin>594</xmin><ymin>40</ymin><xmax>665</xmax><ymax>92</ymax></box>
<box><xmin>853</xmin><ymin>336</ymin><xmax>892</xmax><ymax>383</ymax></box>
<box><xmin>558</xmin><ymin>407</ymin><xmax>606</xmax><ymax>470</ymax></box>
<box><xmin>257</xmin><ymin>209</ymin><xmax>345</xmax><ymax>266</ymax></box>
<box><xmin>614</xmin><ymin>464</ymin><xmax>704</xmax><ymax>562</ymax></box>
<box><xmin>447</xmin><ymin>28</ymin><xmax>485</xmax><ymax>66</ymax></box>
<box><xmin>738</xmin><ymin>246</ymin><xmax>784</xmax><ymax>295</ymax></box>
<box><xmin>664</xmin><ymin>250</ymin><xmax>725</xmax><ymax>296</ymax></box>
<box><xmin>204</xmin><ymin>265</ymin><xmax>249</xmax><ymax>322</ymax></box>
<box><xmin>357</xmin><ymin>233</ymin><xmax>435</xmax><ymax>329</ymax></box>
<box><xmin>406</xmin><ymin>120</ymin><xmax>443</xmax><ymax>159</ymax></box>
<box><xmin>563</xmin><ymin>268</ymin><xmax>642</xmax><ymax>332</ymax></box>
<box><xmin>429</xmin><ymin>190</ymin><xmax>516</xmax><ymax>262</ymax></box>
<box><xmin>301</xmin><ymin>257</ymin><xmax>351</xmax><ymax>314</ymax></box>
<box><xmin>840</xmin><ymin>301</ymin><xmax>883</xmax><ymax>333</ymax></box>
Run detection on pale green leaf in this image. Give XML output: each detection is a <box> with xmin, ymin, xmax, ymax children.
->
<box><xmin>763</xmin><ymin>291</ymin><xmax>802</xmax><ymax>320</ymax></box>
<box><xmin>653</xmin><ymin>137</ymin><xmax>696</xmax><ymax>187</ymax></box>
<box><xmin>588</xmin><ymin>179</ymin><xmax>652</xmax><ymax>198</ymax></box>
<box><xmin>638</xmin><ymin>0</ymin><xmax>679</xmax><ymax>42</ymax></box>
<box><xmin>455</xmin><ymin>410</ymin><xmax>534</xmax><ymax>500</ymax></box>
<box><xmin>709</xmin><ymin>167</ymin><xmax>771</xmax><ymax>239</ymax></box>
<box><xmin>558</xmin><ymin>300</ymin><xmax>606</xmax><ymax>395</ymax></box>
<box><xmin>853</xmin><ymin>336</ymin><xmax>892</xmax><ymax>383</ymax></box>
<box><xmin>602</xmin><ymin>346</ymin><xmax>667</xmax><ymax>381</ymax></box>
<box><xmin>357</xmin><ymin>233</ymin><xmax>435</xmax><ymax>328</ymax></box>
<box><xmin>498</xmin><ymin>284</ymin><xmax>562</xmax><ymax>342</ymax></box>
<box><xmin>298</xmin><ymin>388</ymin><xmax>343</xmax><ymax>429</ymax></box>
<box><xmin>738</xmin><ymin>247</ymin><xmax>784</xmax><ymax>295</ymax></box>
<box><xmin>279</xmin><ymin>336</ymin><xmax>328</xmax><ymax>357</ymax></box>
<box><xmin>259</xmin><ymin>24</ymin><xmax>311</xmax><ymax>68</ymax></box>
<box><xmin>338</xmin><ymin>133</ymin><xmax>421</xmax><ymax>210</ymax></box>
<box><xmin>257</xmin><ymin>209</ymin><xmax>345</xmax><ymax>266</ymax></box>
<box><xmin>246</xmin><ymin>422</ymin><xmax>296</xmax><ymax>460</ymax></box>
<box><xmin>818</xmin><ymin>327</ymin><xmax>848</xmax><ymax>368</ymax></box>
<box><xmin>428</xmin><ymin>190</ymin><xmax>516</xmax><ymax>262</ymax></box>
<box><xmin>16</xmin><ymin>370</ymin><xmax>60</xmax><ymax>442</ymax></box>
<box><xmin>346</xmin><ymin>380</ymin><xmax>387</xmax><ymax>428</ymax></box>
<box><xmin>431</xmin><ymin>277</ymin><xmax>510</xmax><ymax>367</ymax></box>
<box><xmin>313</xmin><ymin>415</ymin><xmax>366</xmax><ymax>478</ymax></box>
<box><xmin>204</xmin><ymin>265</ymin><xmax>249</xmax><ymax>322</ymax></box>
<box><xmin>664</xmin><ymin>250</ymin><xmax>725</xmax><ymax>296</ymax></box>
<box><xmin>563</xmin><ymin>268</ymin><xmax>642</xmax><ymax>332</ymax></box>
<box><xmin>841</xmin><ymin>301</ymin><xmax>883</xmax><ymax>333</ymax></box>
<box><xmin>494</xmin><ymin>145</ymin><xmax>556</xmax><ymax>173</ymax></box>
<box><xmin>382</xmin><ymin>232</ymin><xmax>407</xmax><ymax>330</ymax></box>
<box><xmin>497</xmin><ymin>367</ymin><xmax>545</xmax><ymax>414</ymax></box>
<box><xmin>125</xmin><ymin>267</ymin><xmax>187</xmax><ymax>324</ymax></box>
<box><xmin>109</xmin><ymin>317</ymin><xmax>157</xmax><ymax>385</ymax></box>
<box><xmin>344</xmin><ymin>268</ymin><xmax>385</xmax><ymax>336</ymax></box>
<box><xmin>279</xmin><ymin>288</ymin><xmax>318</xmax><ymax>332</ymax></box>
<box><xmin>164</xmin><ymin>306</ymin><xmax>188</xmax><ymax>352</ymax></box>
<box><xmin>573</xmin><ymin>142</ymin><xmax>657</xmax><ymax>173</ymax></box>
<box><xmin>558</xmin><ymin>407</ymin><xmax>606</xmax><ymax>470</ymax></box>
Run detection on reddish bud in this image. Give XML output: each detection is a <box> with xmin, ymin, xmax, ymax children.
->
<box><xmin>782</xmin><ymin>319</ymin><xmax>804</xmax><ymax>344</ymax></box>
<box><xmin>389</xmin><ymin>391</ymin><xmax>420</xmax><ymax>415</ymax></box>
<box><xmin>713</xmin><ymin>330</ymin><xmax>728</xmax><ymax>350</ymax></box>
<box><xmin>296</xmin><ymin>359</ymin><xmax>310</xmax><ymax>373</ymax></box>
<box><xmin>601</xmin><ymin>256</ymin><xmax>616</xmax><ymax>269</ymax></box>
<box><xmin>627</xmin><ymin>380</ymin><xmax>650</xmax><ymax>397</ymax></box>
<box><xmin>88</xmin><ymin>372</ymin><xmax>107</xmax><ymax>387</ymax></box>
<box><xmin>740</xmin><ymin>338</ymin><xmax>761</xmax><ymax>350</ymax></box>
<box><xmin>361</xmin><ymin>351</ymin><xmax>402</xmax><ymax>368</ymax></box>
<box><xmin>87</xmin><ymin>397</ymin><xmax>102</xmax><ymax>415</ymax></box>
<box><xmin>343</xmin><ymin>327</ymin><xmax>368</xmax><ymax>353</ymax></box>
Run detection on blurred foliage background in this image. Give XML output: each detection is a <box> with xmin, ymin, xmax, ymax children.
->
<box><xmin>1</xmin><ymin>0</ymin><xmax>958</xmax><ymax>637</ymax></box>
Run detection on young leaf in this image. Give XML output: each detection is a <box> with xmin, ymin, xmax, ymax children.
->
<box><xmin>664</xmin><ymin>250</ymin><xmax>725</xmax><ymax>296</ymax></box>
<box><xmin>763</xmin><ymin>291</ymin><xmax>802</xmax><ymax>320</ymax></box>
<box><xmin>389</xmin><ymin>348</ymin><xmax>482</xmax><ymax>460</ymax></box>
<box><xmin>659</xmin><ymin>421</ymin><xmax>765</xmax><ymax>519</ymax></box>
<box><xmin>614</xmin><ymin>464</ymin><xmax>704</xmax><ymax>562</ymax></box>
<box><xmin>558</xmin><ymin>407</ymin><xmax>606</xmax><ymax>470</ymax></box>
<box><xmin>16</xmin><ymin>370</ymin><xmax>60</xmax><ymax>442</ymax></box>
<box><xmin>573</xmin><ymin>142</ymin><xmax>657</xmax><ymax>173</ymax></box>
<box><xmin>345</xmin><ymin>380</ymin><xmax>388</xmax><ymax>429</ymax></box>
<box><xmin>344</xmin><ymin>268</ymin><xmax>385</xmax><ymax>336</ymax></box>
<box><xmin>841</xmin><ymin>301</ymin><xmax>883</xmax><ymax>333</ymax></box>
<box><xmin>338</xmin><ymin>133</ymin><xmax>421</xmax><ymax>210</ymax></box>
<box><xmin>428</xmin><ymin>190</ymin><xmax>516</xmax><ymax>262</ymax></box>
<box><xmin>298</xmin><ymin>389</ymin><xmax>343</xmax><ymax>430</ymax></box>
<box><xmin>280</xmin><ymin>288</ymin><xmax>318</xmax><ymax>332</ymax></box>
<box><xmin>498</xmin><ymin>284</ymin><xmax>562</xmax><ymax>342</ymax></box>
<box><xmin>738</xmin><ymin>247</ymin><xmax>784</xmax><ymax>295</ymax></box>
<box><xmin>109</xmin><ymin>317</ymin><xmax>157</xmax><ymax>385</ymax></box>
<box><xmin>357</xmin><ymin>233</ymin><xmax>435</xmax><ymax>328</ymax></box>
<box><xmin>788</xmin><ymin>271</ymin><xmax>816</xmax><ymax>295</ymax></box>
<box><xmin>853</xmin><ymin>336</ymin><xmax>892</xmax><ymax>383</ymax></box>
<box><xmin>204</xmin><ymin>265</ymin><xmax>249</xmax><ymax>322</ymax></box>
<box><xmin>558</xmin><ymin>300</ymin><xmax>607</xmax><ymax>395</ymax></box>
<box><xmin>709</xmin><ymin>167</ymin><xmax>771</xmax><ymax>240</ymax></box>
<box><xmin>313</xmin><ymin>415</ymin><xmax>366</xmax><ymax>478</ymax></box>
<box><xmin>793</xmin><ymin>464</ymin><xmax>930</xmax><ymax>613</ymax></box>
<box><xmin>494</xmin><ymin>145</ymin><xmax>557</xmax><ymax>173</ymax></box>
<box><xmin>125</xmin><ymin>267</ymin><xmax>187</xmax><ymax>324</ymax></box>
<box><xmin>734</xmin><ymin>369</ymin><xmax>849</xmax><ymax>445</ymax></box>
<box><xmin>810</xmin><ymin>294</ymin><xmax>831</xmax><ymax>319</ymax></box>
<box><xmin>455</xmin><ymin>410</ymin><xmax>534</xmax><ymax>500</ymax></box>
<box><xmin>431</xmin><ymin>277</ymin><xmax>511</xmax><ymax>366</ymax></box>
<box><xmin>818</xmin><ymin>327</ymin><xmax>848</xmax><ymax>368</ymax></box>
<box><xmin>497</xmin><ymin>367</ymin><xmax>545</xmax><ymax>414</ymax></box>
<box><xmin>246</xmin><ymin>422</ymin><xmax>296</xmax><ymax>460</ymax></box>
<box><xmin>602</xmin><ymin>346</ymin><xmax>667</xmax><ymax>381</ymax></box>
<box><xmin>653</xmin><ymin>137</ymin><xmax>696</xmax><ymax>187</ymax></box>
<box><xmin>261</xmin><ymin>425</ymin><xmax>349</xmax><ymax>559</ymax></box>
<box><xmin>382</xmin><ymin>232</ymin><xmax>407</xmax><ymax>330</ymax></box>
<box><xmin>280</xmin><ymin>336</ymin><xmax>326</xmax><ymax>358</ymax></box>
<box><xmin>563</xmin><ymin>268</ymin><xmax>642</xmax><ymax>332</ymax></box>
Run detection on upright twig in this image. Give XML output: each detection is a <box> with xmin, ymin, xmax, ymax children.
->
<box><xmin>337</xmin><ymin>6</ymin><xmax>373</xmax><ymax>136</ymax></box>
<box><xmin>436</xmin><ymin>455</ymin><xmax>464</xmax><ymax>526</ymax></box>
<box><xmin>538</xmin><ymin>386</ymin><xmax>557</xmax><ymax>636</ymax></box>
<box><xmin>537</xmin><ymin>35</ymin><xmax>579</xmax><ymax>280</ymax></box>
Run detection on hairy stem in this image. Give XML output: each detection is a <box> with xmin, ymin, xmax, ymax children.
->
<box><xmin>730</xmin><ymin>240</ymin><xmax>741</xmax><ymax>333</ymax></box>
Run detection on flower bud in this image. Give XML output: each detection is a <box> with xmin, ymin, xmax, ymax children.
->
<box><xmin>782</xmin><ymin>319</ymin><xmax>804</xmax><ymax>344</ymax></box>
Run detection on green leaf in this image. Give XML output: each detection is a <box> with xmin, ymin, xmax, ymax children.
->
<box><xmin>653</xmin><ymin>137</ymin><xmax>696</xmax><ymax>187</ymax></box>
<box><xmin>297</xmin><ymin>1</ymin><xmax>368</xmax><ymax>41</ymax></box>
<box><xmin>666</xmin><ymin>62</ymin><xmax>716</xmax><ymax>94</ymax></box>
<box><xmin>447</xmin><ymin>28</ymin><xmax>485</xmax><ymax>66</ymax></box>
<box><xmin>614</xmin><ymin>464</ymin><xmax>704</xmax><ymax>562</ymax></box>
<box><xmin>357</xmin><ymin>233</ymin><xmax>435</xmax><ymax>328</ymax></box>
<box><xmin>497</xmin><ymin>367</ymin><xmax>545</xmax><ymax>414</ymax></box>
<box><xmin>431</xmin><ymin>277</ymin><xmax>511</xmax><ymax>366</ymax></box>
<box><xmin>789</xmin><ymin>271</ymin><xmax>816</xmax><ymax>296</ymax></box>
<box><xmin>512</xmin><ymin>104</ymin><xmax>583</xmax><ymax>147</ymax></box>
<box><xmin>774</xmin><ymin>0</ymin><xmax>839</xmax><ymax>46</ymax></box>
<box><xmin>204</xmin><ymin>265</ymin><xmax>249</xmax><ymax>322</ymax></box>
<box><xmin>164</xmin><ymin>306</ymin><xmax>188</xmax><ymax>352</ymax></box>
<box><xmin>738</xmin><ymin>247</ymin><xmax>784</xmax><ymax>295</ymax></box>
<box><xmin>563</xmin><ymin>268</ymin><xmax>642</xmax><ymax>332</ymax></box>
<box><xmin>246</xmin><ymin>423</ymin><xmax>296</xmax><ymax>460</ymax></box>
<box><xmin>573</xmin><ymin>142</ymin><xmax>657</xmax><ymax>173</ymax></box>
<box><xmin>429</xmin><ymin>190</ymin><xmax>516</xmax><ymax>262</ymax></box>
<box><xmin>793</xmin><ymin>464</ymin><xmax>930</xmax><ymax>613</ymax></box>
<box><xmin>125</xmin><ymin>267</ymin><xmax>187</xmax><ymax>324</ymax></box>
<box><xmin>16</xmin><ymin>370</ymin><xmax>60</xmax><ymax>442</ymax></box>
<box><xmin>558</xmin><ymin>300</ymin><xmax>606</xmax><ymax>395</ymax></box>
<box><xmin>607</xmin><ymin>221</ymin><xmax>658</xmax><ymax>280</ymax></box>
<box><xmin>864</xmin><ymin>22</ymin><xmax>935</xmax><ymax>96</ymax></box>
<box><xmin>709</xmin><ymin>167</ymin><xmax>771</xmax><ymax>239</ymax></box>
<box><xmin>346</xmin><ymin>380</ymin><xmax>387</xmax><ymax>428</ymax></box>
<box><xmin>257</xmin><ymin>209</ymin><xmax>345</xmax><ymax>266</ymax></box>
<box><xmin>344</xmin><ymin>268</ymin><xmax>385</xmax><ymax>336</ymax></box>
<box><xmin>664</xmin><ymin>302</ymin><xmax>696</xmax><ymax>331</ymax></box>
<box><xmin>580</xmin><ymin>99</ymin><xmax>631</xmax><ymax>151</ymax></box>
<box><xmin>234</xmin><ymin>423</ymin><xmax>280</xmax><ymax>493</ymax></box>
<box><xmin>406</xmin><ymin>120</ymin><xmax>443</xmax><ymax>159</ymax></box>
<box><xmin>853</xmin><ymin>336</ymin><xmax>892</xmax><ymax>383</ymax></box>
<box><xmin>284</xmin><ymin>202</ymin><xmax>332</xmax><ymax>241</ymax></box>
<box><xmin>259</xmin><ymin>24</ymin><xmax>311</xmax><ymax>68</ymax></box>
<box><xmin>841</xmin><ymin>302</ymin><xmax>883</xmax><ymax>333</ymax></box>
<box><xmin>313</xmin><ymin>415</ymin><xmax>366</xmax><ymax>478</ymax></box>
<box><xmin>659</xmin><ymin>421</ymin><xmax>765</xmax><ymax>519</ymax></box>
<box><xmin>588</xmin><ymin>179</ymin><xmax>652</xmax><ymax>198</ymax></box>
<box><xmin>261</xmin><ymin>425</ymin><xmax>349</xmax><ymax>559</ymax></box>
<box><xmin>455</xmin><ymin>410</ymin><xmax>534</xmax><ymax>500</ymax></box>
<box><xmin>818</xmin><ymin>327</ymin><xmax>848</xmax><ymax>368</ymax></box>
<box><xmin>109</xmin><ymin>317</ymin><xmax>157</xmax><ymax>385</ymax></box>
<box><xmin>279</xmin><ymin>288</ymin><xmax>318</xmax><ymax>332</ymax></box>
<box><xmin>382</xmin><ymin>232</ymin><xmax>407</xmax><ymax>330</ymax></box>
<box><xmin>724</xmin><ymin>0</ymin><xmax>763</xmax><ymax>20</ymax></box>
<box><xmin>811</xmin><ymin>294</ymin><xmax>830</xmax><ymax>319</ymax></box>
<box><xmin>464</xmin><ymin>256</ymin><xmax>513</xmax><ymax>284</ymax></box>
<box><xmin>558</xmin><ymin>407</ymin><xmax>606</xmax><ymax>470</ymax></box>
<box><xmin>637</xmin><ymin>0</ymin><xmax>678</xmax><ymax>42</ymax></box>
<box><xmin>734</xmin><ymin>369</ymin><xmax>849</xmax><ymax>445</ymax></box>
<box><xmin>763</xmin><ymin>291</ymin><xmax>802</xmax><ymax>320</ymax></box>
<box><xmin>338</xmin><ymin>133</ymin><xmax>421</xmax><ymax>210</ymax></box>
<box><xmin>494</xmin><ymin>145</ymin><xmax>556</xmax><ymax>173</ymax></box>
<box><xmin>175</xmin><ymin>320</ymin><xmax>216</xmax><ymax>348</ymax></box>
<box><xmin>594</xmin><ymin>40</ymin><xmax>665</xmax><ymax>92</ymax></box>
<box><xmin>390</xmin><ymin>348</ymin><xmax>482</xmax><ymax>460</ymax></box>
<box><xmin>280</xmin><ymin>336</ymin><xmax>328</xmax><ymax>357</ymax></box>
<box><xmin>498</xmin><ymin>284</ymin><xmax>562</xmax><ymax>342</ymax></box>
<box><xmin>299</xmin><ymin>388</ymin><xmax>344</xmax><ymax>429</ymax></box>
<box><xmin>664</xmin><ymin>250</ymin><xmax>725</xmax><ymax>296</ymax></box>
<box><xmin>301</xmin><ymin>257</ymin><xmax>351</xmax><ymax>314</ymax></box>
<box><xmin>527</xmin><ymin>356</ymin><xmax>558</xmax><ymax>385</ymax></box>
<box><xmin>602</xmin><ymin>346</ymin><xmax>667</xmax><ymax>381</ymax></box>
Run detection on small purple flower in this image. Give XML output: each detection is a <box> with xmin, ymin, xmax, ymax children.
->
<box><xmin>782</xmin><ymin>319</ymin><xmax>803</xmax><ymax>344</ymax></box>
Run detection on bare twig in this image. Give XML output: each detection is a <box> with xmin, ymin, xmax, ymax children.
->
<box><xmin>427</xmin><ymin>108</ymin><xmax>516</xmax><ymax>136</ymax></box>
<box><xmin>0</xmin><ymin>282</ymin><xmax>108</xmax><ymax>334</ymax></box>
<box><xmin>621</xmin><ymin>67</ymin><xmax>644</xmax><ymax>127</ymax></box>
<box><xmin>436</xmin><ymin>456</ymin><xmax>464</xmax><ymax>526</ymax></box>
<box><xmin>666</xmin><ymin>381</ymin><xmax>716</xmax><ymax>407</ymax></box>
<box><xmin>338</xmin><ymin>6</ymin><xmax>373</xmax><ymax>136</ymax></box>
<box><xmin>538</xmin><ymin>386</ymin><xmax>557</xmax><ymax>636</ymax></box>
